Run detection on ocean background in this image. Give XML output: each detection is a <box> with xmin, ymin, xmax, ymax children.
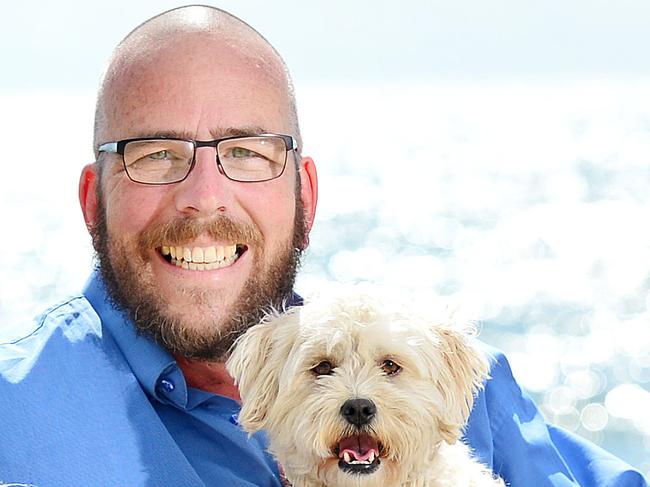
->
<box><xmin>1</xmin><ymin>79</ymin><xmax>649</xmax><ymax>475</ymax></box>
<box><xmin>301</xmin><ymin>79</ymin><xmax>650</xmax><ymax>475</ymax></box>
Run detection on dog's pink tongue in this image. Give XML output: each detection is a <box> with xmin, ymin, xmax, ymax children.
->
<box><xmin>338</xmin><ymin>434</ymin><xmax>379</xmax><ymax>461</ymax></box>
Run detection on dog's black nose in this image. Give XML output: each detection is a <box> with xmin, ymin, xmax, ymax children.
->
<box><xmin>340</xmin><ymin>398</ymin><xmax>376</xmax><ymax>426</ymax></box>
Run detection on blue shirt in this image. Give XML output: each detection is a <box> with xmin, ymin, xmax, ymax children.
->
<box><xmin>0</xmin><ymin>272</ymin><xmax>647</xmax><ymax>486</ymax></box>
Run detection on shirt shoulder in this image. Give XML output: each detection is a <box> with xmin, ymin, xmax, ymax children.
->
<box><xmin>0</xmin><ymin>295</ymin><xmax>102</xmax><ymax>384</ymax></box>
<box><xmin>465</xmin><ymin>343</ymin><xmax>649</xmax><ymax>487</ymax></box>
<box><xmin>0</xmin><ymin>295</ymin><xmax>196</xmax><ymax>485</ymax></box>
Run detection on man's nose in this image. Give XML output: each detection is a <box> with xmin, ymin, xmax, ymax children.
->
<box><xmin>173</xmin><ymin>147</ymin><xmax>233</xmax><ymax>215</ymax></box>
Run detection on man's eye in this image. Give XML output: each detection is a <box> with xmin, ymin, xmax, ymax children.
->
<box><xmin>381</xmin><ymin>359</ymin><xmax>402</xmax><ymax>376</ymax></box>
<box><xmin>311</xmin><ymin>360</ymin><xmax>334</xmax><ymax>376</ymax></box>
<box><xmin>230</xmin><ymin>147</ymin><xmax>260</xmax><ymax>158</ymax></box>
<box><xmin>147</xmin><ymin>150</ymin><xmax>172</xmax><ymax>160</ymax></box>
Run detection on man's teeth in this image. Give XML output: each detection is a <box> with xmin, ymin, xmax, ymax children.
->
<box><xmin>160</xmin><ymin>245</ymin><xmax>238</xmax><ymax>270</ymax></box>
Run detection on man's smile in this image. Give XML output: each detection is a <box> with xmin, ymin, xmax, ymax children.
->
<box><xmin>159</xmin><ymin>244</ymin><xmax>246</xmax><ymax>270</ymax></box>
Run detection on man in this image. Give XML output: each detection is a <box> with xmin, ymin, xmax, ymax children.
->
<box><xmin>0</xmin><ymin>5</ymin><xmax>646</xmax><ymax>486</ymax></box>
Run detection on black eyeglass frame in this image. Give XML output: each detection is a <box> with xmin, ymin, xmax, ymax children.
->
<box><xmin>97</xmin><ymin>133</ymin><xmax>298</xmax><ymax>185</ymax></box>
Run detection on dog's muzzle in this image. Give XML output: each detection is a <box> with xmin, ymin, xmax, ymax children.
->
<box><xmin>336</xmin><ymin>431</ymin><xmax>382</xmax><ymax>476</ymax></box>
<box><xmin>336</xmin><ymin>399</ymin><xmax>382</xmax><ymax>476</ymax></box>
<box><xmin>340</xmin><ymin>398</ymin><xmax>376</xmax><ymax>427</ymax></box>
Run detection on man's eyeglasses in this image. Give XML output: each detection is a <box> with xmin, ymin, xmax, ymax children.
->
<box><xmin>97</xmin><ymin>134</ymin><xmax>297</xmax><ymax>185</ymax></box>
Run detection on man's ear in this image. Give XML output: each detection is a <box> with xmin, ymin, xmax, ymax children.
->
<box><xmin>298</xmin><ymin>156</ymin><xmax>318</xmax><ymax>247</ymax></box>
<box><xmin>79</xmin><ymin>163</ymin><xmax>100</xmax><ymax>232</ymax></box>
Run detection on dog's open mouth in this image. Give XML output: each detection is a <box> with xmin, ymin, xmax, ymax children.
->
<box><xmin>335</xmin><ymin>433</ymin><xmax>382</xmax><ymax>475</ymax></box>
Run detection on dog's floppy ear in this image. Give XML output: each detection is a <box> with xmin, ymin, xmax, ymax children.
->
<box><xmin>226</xmin><ymin>309</ymin><xmax>299</xmax><ymax>432</ymax></box>
<box><xmin>433</xmin><ymin>326</ymin><xmax>489</xmax><ymax>444</ymax></box>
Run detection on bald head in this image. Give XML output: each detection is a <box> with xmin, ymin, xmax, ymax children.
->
<box><xmin>94</xmin><ymin>5</ymin><xmax>300</xmax><ymax>156</ymax></box>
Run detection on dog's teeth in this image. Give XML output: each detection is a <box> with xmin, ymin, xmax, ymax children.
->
<box><xmin>368</xmin><ymin>451</ymin><xmax>375</xmax><ymax>463</ymax></box>
<box><xmin>343</xmin><ymin>451</ymin><xmax>352</xmax><ymax>463</ymax></box>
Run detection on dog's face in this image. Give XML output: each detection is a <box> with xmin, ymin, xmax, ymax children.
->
<box><xmin>227</xmin><ymin>294</ymin><xmax>488</xmax><ymax>487</ymax></box>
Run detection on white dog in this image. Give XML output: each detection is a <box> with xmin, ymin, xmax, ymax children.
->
<box><xmin>227</xmin><ymin>292</ymin><xmax>504</xmax><ymax>487</ymax></box>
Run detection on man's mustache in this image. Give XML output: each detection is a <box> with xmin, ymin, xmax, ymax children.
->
<box><xmin>138</xmin><ymin>214</ymin><xmax>264</xmax><ymax>255</ymax></box>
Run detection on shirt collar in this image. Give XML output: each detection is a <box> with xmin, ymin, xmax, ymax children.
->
<box><xmin>83</xmin><ymin>270</ymin><xmax>304</xmax><ymax>410</ymax></box>
<box><xmin>83</xmin><ymin>270</ymin><xmax>189</xmax><ymax>408</ymax></box>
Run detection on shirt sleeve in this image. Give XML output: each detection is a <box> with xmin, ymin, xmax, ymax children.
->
<box><xmin>463</xmin><ymin>345</ymin><xmax>649</xmax><ymax>487</ymax></box>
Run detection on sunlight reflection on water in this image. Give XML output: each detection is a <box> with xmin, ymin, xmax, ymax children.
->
<box><xmin>1</xmin><ymin>80</ymin><xmax>649</xmax><ymax>473</ymax></box>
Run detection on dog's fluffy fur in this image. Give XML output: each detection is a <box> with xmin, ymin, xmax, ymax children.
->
<box><xmin>227</xmin><ymin>292</ymin><xmax>504</xmax><ymax>487</ymax></box>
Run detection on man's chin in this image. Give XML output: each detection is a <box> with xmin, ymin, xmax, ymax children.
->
<box><xmin>130</xmin><ymin>304</ymin><xmax>240</xmax><ymax>361</ymax></box>
<box><xmin>154</xmin><ymin>279</ymin><xmax>243</xmax><ymax>314</ymax></box>
<box><xmin>92</xmin><ymin>182</ymin><xmax>305</xmax><ymax>361</ymax></box>
<box><xmin>97</xmin><ymin>244</ymin><xmax>298</xmax><ymax>360</ymax></box>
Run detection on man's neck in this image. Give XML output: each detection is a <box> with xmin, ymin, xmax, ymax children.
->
<box><xmin>174</xmin><ymin>355</ymin><xmax>241</xmax><ymax>402</ymax></box>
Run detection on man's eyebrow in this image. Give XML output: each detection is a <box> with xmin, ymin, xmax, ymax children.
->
<box><xmin>210</xmin><ymin>126</ymin><xmax>269</xmax><ymax>139</ymax></box>
<box><xmin>140</xmin><ymin>126</ymin><xmax>270</xmax><ymax>140</ymax></box>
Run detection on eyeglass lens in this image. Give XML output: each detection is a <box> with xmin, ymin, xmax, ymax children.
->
<box><xmin>122</xmin><ymin>136</ymin><xmax>288</xmax><ymax>184</ymax></box>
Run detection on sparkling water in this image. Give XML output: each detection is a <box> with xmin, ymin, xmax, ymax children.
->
<box><xmin>1</xmin><ymin>79</ymin><xmax>649</xmax><ymax>473</ymax></box>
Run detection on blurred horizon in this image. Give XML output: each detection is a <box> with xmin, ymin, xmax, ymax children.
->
<box><xmin>4</xmin><ymin>0</ymin><xmax>650</xmax><ymax>92</ymax></box>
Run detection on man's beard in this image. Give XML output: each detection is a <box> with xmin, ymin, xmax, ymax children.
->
<box><xmin>91</xmin><ymin>183</ymin><xmax>305</xmax><ymax>362</ymax></box>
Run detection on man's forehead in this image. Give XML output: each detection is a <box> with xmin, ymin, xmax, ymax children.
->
<box><xmin>99</xmin><ymin>34</ymin><xmax>291</xmax><ymax>136</ymax></box>
<box><xmin>124</xmin><ymin>126</ymin><xmax>273</xmax><ymax>141</ymax></box>
<box><xmin>94</xmin><ymin>6</ymin><xmax>300</xmax><ymax>153</ymax></box>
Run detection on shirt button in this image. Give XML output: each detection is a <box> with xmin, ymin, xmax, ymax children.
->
<box><xmin>159</xmin><ymin>378</ymin><xmax>175</xmax><ymax>393</ymax></box>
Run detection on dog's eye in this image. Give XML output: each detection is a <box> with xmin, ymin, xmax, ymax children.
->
<box><xmin>311</xmin><ymin>360</ymin><xmax>334</xmax><ymax>376</ymax></box>
<box><xmin>381</xmin><ymin>359</ymin><xmax>402</xmax><ymax>376</ymax></box>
